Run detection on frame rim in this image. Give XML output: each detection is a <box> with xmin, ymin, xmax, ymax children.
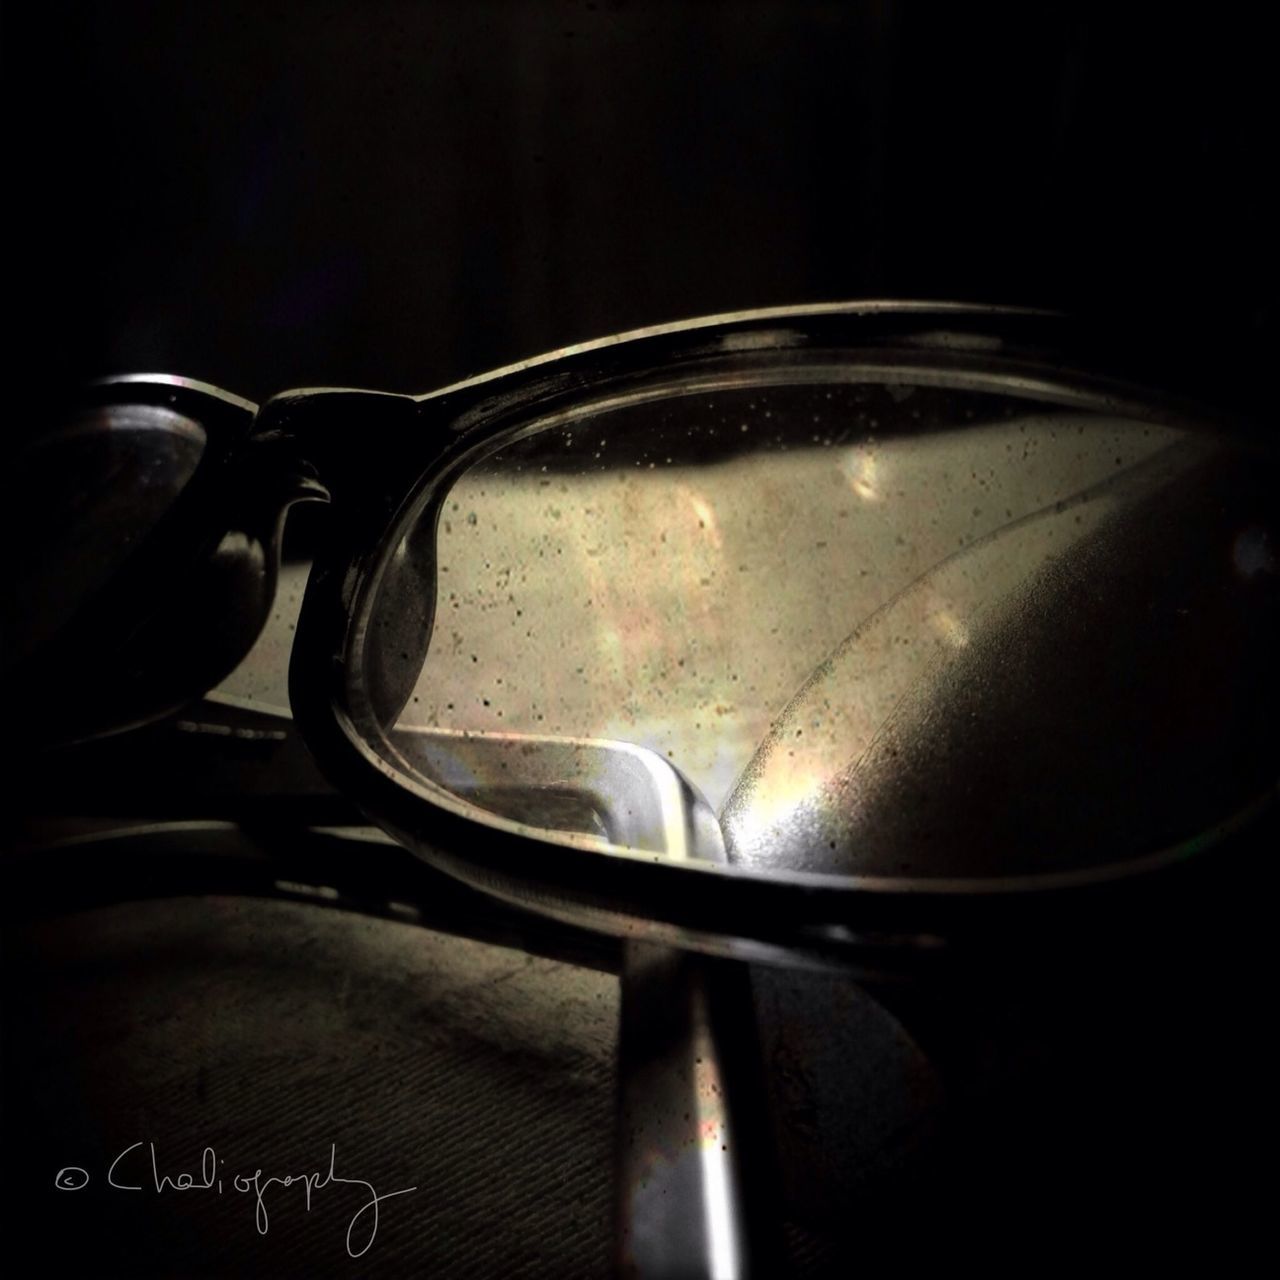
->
<box><xmin>280</xmin><ymin>301</ymin><xmax>1279</xmax><ymax>964</ymax></box>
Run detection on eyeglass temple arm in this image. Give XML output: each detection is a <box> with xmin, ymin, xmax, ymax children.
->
<box><xmin>611</xmin><ymin>760</ymin><xmax>780</xmax><ymax>1279</ymax></box>
<box><xmin>618</xmin><ymin>940</ymin><xmax>780</xmax><ymax>1279</ymax></box>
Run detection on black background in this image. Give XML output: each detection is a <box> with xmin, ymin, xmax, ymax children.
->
<box><xmin>6</xmin><ymin>1</ymin><xmax>1274</xmax><ymax>405</ymax></box>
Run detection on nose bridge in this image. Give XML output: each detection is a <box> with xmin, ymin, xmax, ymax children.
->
<box><xmin>252</xmin><ymin>386</ymin><xmax>432</xmax><ymax>513</ymax></box>
<box><xmin>258</xmin><ymin>388</ymin><xmax>462</xmax><ymax>735</ymax></box>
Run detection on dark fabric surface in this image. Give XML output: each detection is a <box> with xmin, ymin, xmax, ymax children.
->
<box><xmin>4</xmin><ymin>881</ymin><xmax>1275</xmax><ymax>1275</ymax></box>
<box><xmin>2</xmin><ymin>897</ymin><xmax>618</xmax><ymax>1277</ymax></box>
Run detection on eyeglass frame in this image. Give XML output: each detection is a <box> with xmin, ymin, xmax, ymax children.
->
<box><xmin>23</xmin><ymin>300</ymin><xmax>1279</xmax><ymax>971</ymax></box>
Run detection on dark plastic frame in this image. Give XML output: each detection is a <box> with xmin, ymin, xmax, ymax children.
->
<box><xmin>63</xmin><ymin>303</ymin><xmax>1279</xmax><ymax>967</ymax></box>
<box><xmin>14</xmin><ymin>376</ymin><xmax>321</xmax><ymax>743</ymax></box>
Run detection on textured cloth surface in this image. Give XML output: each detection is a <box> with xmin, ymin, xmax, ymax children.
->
<box><xmin>5</xmin><ymin>885</ymin><xmax>1272</xmax><ymax>1276</ymax></box>
<box><xmin>2</xmin><ymin>897</ymin><xmax>617</xmax><ymax>1277</ymax></box>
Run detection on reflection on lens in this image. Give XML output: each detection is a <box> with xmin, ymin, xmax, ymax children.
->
<box><xmin>363</xmin><ymin>377</ymin><xmax>1277</xmax><ymax>884</ymax></box>
<box><xmin>721</xmin><ymin>435</ymin><xmax>1278</xmax><ymax>879</ymax></box>
<box><xmin>6</xmin><ymin>404</ymin><xmax>207</xmax><ymax>664</ymax></box>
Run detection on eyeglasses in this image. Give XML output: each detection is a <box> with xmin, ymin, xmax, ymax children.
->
<box><xmin>13</xmin><ymin>300</ymin><xmax>1276</xmax><ymax>960</ymax></box>
<box><xmin>10</xmin><ymin>301</ymin><xmax>1277</xmax><ymax>1275</ymax></box>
